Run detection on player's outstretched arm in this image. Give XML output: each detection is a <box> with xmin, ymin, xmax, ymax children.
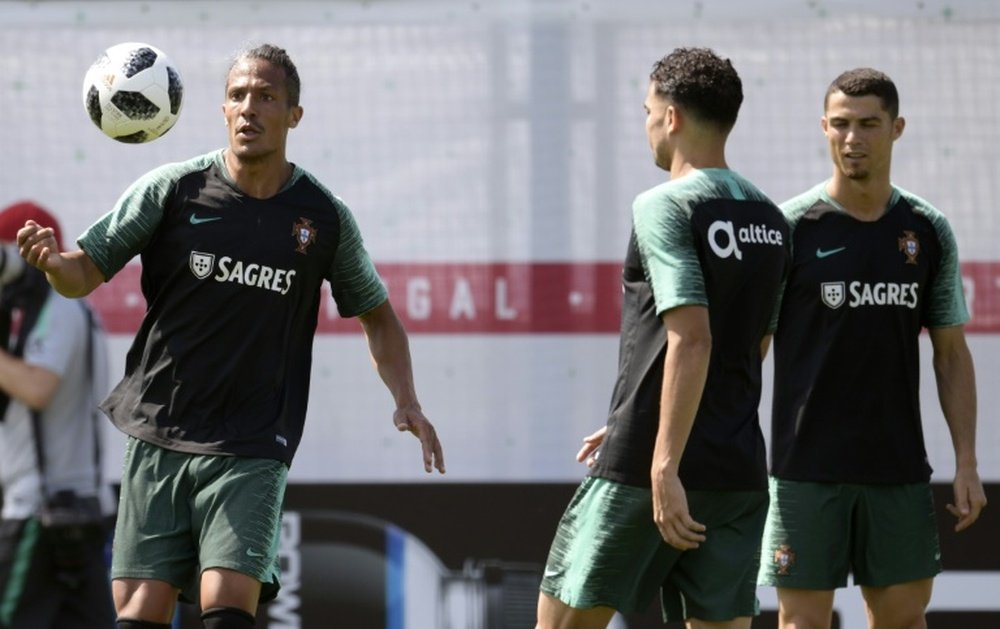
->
<box><xmin>359</xmin><ymin>299</ymin><xmax>445</xmax><ymax>474</ymax></box>
<box><xmin>929</xmin><ymin>324</ymin><xmax>987</xmax><ymax>531</ymax></box>
<box><xmin>16</xmin><ymin>220</ymin><xmax>105</xmax><ymax>298</ymax></box>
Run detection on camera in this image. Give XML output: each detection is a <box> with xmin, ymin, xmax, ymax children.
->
<box><xmin>0</xmin><ymin>242</ymin><xmax>25</xmax><ymax>287</ymax></box>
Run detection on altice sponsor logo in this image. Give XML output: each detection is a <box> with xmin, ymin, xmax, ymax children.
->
<box><xmin>707</xmin><ymin>221</ymin><xmax>784</xmax><ymax>260</ymax></box>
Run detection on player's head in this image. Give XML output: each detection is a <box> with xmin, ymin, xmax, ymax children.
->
<box><xmin>821</xmin><ymin>68</ymin><xmax>904</xmax><ymax>182</ymax></box>
<box><xmin>645</xmin><ymin>47</ymin><xmax>743</xmax><ymax>170</ymax></box>
<box><xmin>223</xmin><ymin>43</ymin><xmax>304</xmax><ymax>161</ymax></box>
<box><xmin>229</xmin><ymin>43</ymin><xmax>302</xmax><ymax>107</ymax></box>
<box><xmin>824</xmin><ymin>67</ymin><xmax>899</xmax><ymax>119</ymax></box>
<box><xmin>648</xmin><ymin>47</ymin><xmax>743</xmax><ymax>131</ymax></box>
<box><xmin>0</xmin><ymin>200</ymin><xmax>63</xmax><ymax>250</ymax></box>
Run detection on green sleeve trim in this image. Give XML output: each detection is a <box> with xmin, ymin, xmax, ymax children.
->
<box><xmin>632</xmin><ymin>181</ymin><xmax>707</xmax><ymax>316</ymax></box>
<box><xmin>300</xmin><ymin>174</ymin><xmax>388</xmax><ymax>318</ymax></box>
<box><xmin>78</xmin><ymin>151</ymin><xmax>218</xmax><ymax>280</ymax></box>
<box><xmin>897</xmin><ymin>187</ymin><xmax>971</xmax><ymax>328</ymax></box>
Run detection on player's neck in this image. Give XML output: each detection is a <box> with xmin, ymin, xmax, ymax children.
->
<box><xmin>224</xmin><ymin>150</ymin><xmax>293</xmax><ymax>199</ymax></box>
<box><xmin>826</xmin><ymin>174</ymin><xmax>893</xmax><ymax>222</ymax></box>
<box><xmin>668</xmin><ymin>143</ymin><xmax>728</xmax><ymax>178</ymax></box>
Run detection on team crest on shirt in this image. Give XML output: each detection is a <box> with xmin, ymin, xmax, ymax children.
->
<box><xmin>189</xmin><ymin>251</ymin><xmax>216</xmax><ymax>279</ymax></box>
<box><xmin>820</xmin><ymin>281</ymin><xmax>846</xmax><ymax>309</ymax></box>
<box><xmin>774</xmin><ymin>544</ymin><xmax>796</xmax><ymax>576</ymax></box>
<box><xmin>292</xmin><ymin>217</ymin><xmax>317</xmax><ymax>254</ymax></box>
<box><xmin>898</xmin><ymin>230</ymin><xmax>920</xmax><ymax>265</ymax></box>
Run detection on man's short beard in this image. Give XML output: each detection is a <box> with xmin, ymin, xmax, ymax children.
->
<box><xmin>233</xmin><ymin>147</ymin><xmax>274</xmax><ymax>165</ymax></box>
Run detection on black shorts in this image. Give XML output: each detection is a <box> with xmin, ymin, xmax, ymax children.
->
<box><xmin>0</xmin><ymin>516</ymin><xmax>116</xmax><ymax>628</ymax></box>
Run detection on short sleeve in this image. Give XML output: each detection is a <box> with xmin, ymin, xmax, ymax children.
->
<box><xmin>632</xmin><ymin>185</ymin><xmax>707</xmax><ymax>316</ymax></box>
<box><xmin>924</xmin><ymin>211</ymin><xmax>971</xmax><ymax>328</ymax></box>
<box><xmin>328</xmin><ymin>201</ymin><xmax>389</xmax><ymax>317</ymax></box>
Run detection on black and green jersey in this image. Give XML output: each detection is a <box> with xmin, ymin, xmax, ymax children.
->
<box><xmin>79</xmin><ymin>150</ymin><xmax>387</xmax><ymax>465</ymax></box>
<box><xmin>590</xmin><ymin>169</ymin><xmax>789</xmax><ymax>490</ymax></box>
<box><xmin>771</xmin><ymin>182</ymin><xmax>969</xmax><ymax>484</ymax></box>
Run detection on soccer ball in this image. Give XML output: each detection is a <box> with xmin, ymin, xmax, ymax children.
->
<box><xmin>82</xmin><ymin>42</ymin><xmax>183</xmax><ymax>143</ymax></box>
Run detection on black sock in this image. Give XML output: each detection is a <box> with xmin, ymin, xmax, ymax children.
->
<box><xmin>116</xmin><ymin>620</ymin><xmax>172</xmax><ymax>629</ymax></box>
<box><xmin>201</xmin><ymin>606</ymin><xmax>256</xmax><ymax>628</ymax></box>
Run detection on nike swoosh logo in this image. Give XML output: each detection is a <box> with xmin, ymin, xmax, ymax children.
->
<box><xmin>246</xmin><ymin>548</ymin><xmax>265</xmax><ymax>558</ymax></box>
<box><xmin>543</xmin><ymin>568</ymin><xmax>562</xmax><ymax>578</ymax></box>
<box><xmin>816</xmin><ymin>246</ymin><xmax>847</xmax><ymax>259</ymax></box>
<box><xmin>190</xmin><ymin>214</ymin><xmax>222</xmax><ymax>225</ymax></box>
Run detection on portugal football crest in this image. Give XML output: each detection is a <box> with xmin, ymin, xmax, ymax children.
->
<box><xmin>821</xmin><ymin>281</ymin><xmax>845</xmax><ymax>309</ymax></box>
<box><xmin>898</xmin><ymin>230</ymin><xmax>920</xmax><ymax>265</ymax></box>
<box><xmin>774</xmin><ymin>544</ymin><xmax>796</xmax><ymax>576</ymax></box>
<box><xmin>292</xmin><ymin>217</ymin><xmax>317</xmax><ymax>254</ymax></box>
<box><xmin>189</xmin><ymin>251</ymin><xmax>215</xmax><ymax>279</ymax></box>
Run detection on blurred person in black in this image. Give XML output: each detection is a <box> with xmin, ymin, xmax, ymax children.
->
<box><xmin>0</xmin><ymin>200</ymin><xmax>115</xmax><ymax>628</ymax></box>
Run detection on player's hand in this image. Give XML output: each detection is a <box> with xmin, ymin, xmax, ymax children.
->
<box><xmin>948</xmin><ymin>466</ymin><xmax>987</xmax><ymax>532</ymax></box>
<box><xmin>394</xmin><ymin>405</ymin><xmax>445</xmax><ymax>474</ymax></box>
<box><xmin>17</xmin><ymin>220</ymin><xmax>62</xmax><ymax>273</ymax></box>
<box><xmin>575</xmin><ymin>425</ymin><xmax>606</xmax><ymax>466</ymax></box>
<box><xmin>651</xmin><ymin>469</ymin><xmax>706</xmax><ymax>550</ymax></box>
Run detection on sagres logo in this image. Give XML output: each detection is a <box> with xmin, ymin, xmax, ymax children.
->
<box><xmin>821</xmin><ymin>282</ymin><xmax>846</xmax><ymax>309</ymax></box>
<box><xmin>190</xmin><ymin>251</ymin><xmax>215</xmax><ymax>279</ymax></box>
<box><xmin>821</xmin><ymin>281</ymin><xmax>920</xmax><ymax>310</ymax></box>
<box><xmin>707</xmin><ymin>220</ymin><xmax>784</xmax><ymax>260</ymax></box>
<box><xmin>191</xmin><ymin>252</ymin><xmax>297</xmax><ymax>294</ymax></box>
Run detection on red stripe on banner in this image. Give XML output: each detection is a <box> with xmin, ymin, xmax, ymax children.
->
<box><xmin>88</xmin><ymin>261</ymin><xmax>1000</xmax><ymax>334</ymax></box>
<box><xmin>961</xmin><ymin>261</ymin><xmax>1000</xmax><ymax>333</ymax></box>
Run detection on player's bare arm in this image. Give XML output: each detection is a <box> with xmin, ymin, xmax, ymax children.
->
<box><xmin>16</xmin><ymin>219</ymin><xmax>105</xmax><ymax>298</ymax></box>
<box><xmin>359</xmin><ymin>299</ymin><xmax>445</xmax><ymax>474</ymax></box>
<box><xmin>929</xmin><ymin>325</ymin><xmax>987</xmax><ymax>531</ymax></box>
<box><xmin>651</xmin><ymin>304</ymin><xmax>711</xmax><ymax>550</ymax></box>
<box><xmin>0</xmin><ymin>353</ymin><xmax>59</xmax><ymax>411</ymax></box>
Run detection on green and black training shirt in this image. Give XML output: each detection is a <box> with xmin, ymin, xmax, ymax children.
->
<box><xmin>770</xmin><ymin>182</ymin><xmax>969</xmax><ymax>484</ymax></box>
<box><xmin>590</xmin><ymin>169</ymin><xmax>790</xmax><ymax>491</ymax></box>
<box><xmin>79</xmin><ymin>150</ymin><xmax>387</xmax><ymax>465</ymax></box>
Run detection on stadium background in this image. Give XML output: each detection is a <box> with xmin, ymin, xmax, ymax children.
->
<box><xmin>1</xmin><ymin>0</ymin><xmax>998</xmax><ymax>626</ymax></box>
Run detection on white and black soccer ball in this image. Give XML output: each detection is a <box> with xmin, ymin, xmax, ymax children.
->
<box><xmin>82</xmin><ymin>42</ymin><xmax>183</xmax><ymax>143</ymax></box>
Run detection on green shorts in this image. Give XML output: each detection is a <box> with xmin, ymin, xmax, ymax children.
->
<box><xmin>111</xmin><ymin>437</ymin><xmax>288</xmax><ymax>603</ymax></box>
<box><xmin>540</xmin><ymin>476</ymin><xmax>768</xmax><ymax>622</ymax></box>
<box><xmin>758</xmin><ymin>477</ymin><xmax>941</xmax><ymax>589</ymax></box>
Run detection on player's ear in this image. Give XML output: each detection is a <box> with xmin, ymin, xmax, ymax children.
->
<box><xmin>288</xmin><ymin>106</ymin><xmax>303</xmax><ymax>128</ymax></box>
<box><xmin>892</xmin><ymin>115</ymin><xmax>905</xmax><ymax>140</ymax></box>
<box><xmin>665</xmin><ymin>104</ymin><xmax>681</xmax><ymax>134</ymax></box>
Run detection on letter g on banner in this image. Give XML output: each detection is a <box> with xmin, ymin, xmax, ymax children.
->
<box><xmin>708</xmin><ymin>220</ymin><xmax>743</xmax><ymax>260</ymax></box>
